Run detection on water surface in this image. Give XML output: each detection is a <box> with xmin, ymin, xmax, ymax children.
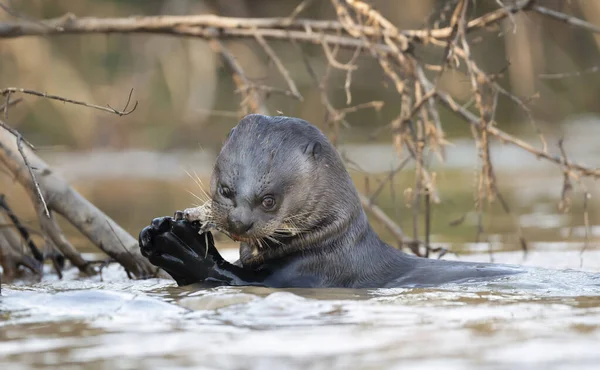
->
<box><xmin>2</xmin><ymin>247</ymin><xmax>600</xmax><ymax>370</ymax></box>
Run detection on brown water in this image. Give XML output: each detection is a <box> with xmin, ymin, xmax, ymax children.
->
<box><xmin>1</xmin><ymin>248</ymin><xmax>600</xmax><ymax>370</ymax></box>
<box><xmin>2</xmin><ymin>123</ymin><xmax>600</xmax><ymax>370</ymax></box>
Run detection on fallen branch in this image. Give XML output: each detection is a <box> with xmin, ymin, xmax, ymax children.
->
<box><xmin>0</xmin><ymin>194</ymin><xmax>44</xmax><ymax>262</ymax></box>
<box><xmin>0</xmin><ymin>212</ymin><xmax>42</xmax><ymax>279</ymax></box>
<box><xmin>0</xmin><ymin>127</ymin><xmax>156</xmax><ymax>277</ymax></box>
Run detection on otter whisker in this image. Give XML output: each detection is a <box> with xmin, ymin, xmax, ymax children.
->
<box><xmin>255</xmin><ymin>237</ymin><xmax>265</xmax><ymax>250</ymax></box>
<box><xmin>184</xmin><ymin>169</ymin><xmax>205</xmax><ymax>193</ymax></box>
<box><xmin>264</xmin><ymin>235</ymin><xmax>283</xmax><ymax>246</ymax></box>
<box><xmin>273</xmin><ymin>222</ymin><xmax>310</xmax><ymax>235</ymax></box>
<box><xmin>184</xmin><ymin>169</ymin><xmax>211</xmax><ymax>202</ymax></box>
<box><xmin>186</xmin><ymin>189</ymin><xmax>206</xmax><ymax>203</ymax></box>
<box><xmin>192</xmin><ymin>170</ymin><xmax>212</xmax><ymax>201</ymax></box>
<box><xmin>280</xmin><ymin>220</ymin><xmax>306</xmax><ymax>231</ymax></box>
<box><xmin>282</xmin><ymin>212</ymin><xmax>314</xmax><ymax>221</ymax></box>
<box><xmin>204</xmin><ymin>233</ymin><xmax>209</xmax><ymax>259</ymax></box>
<box><xmin>281</xmin><ymin>219</ymin><xmax>311</xmax><ymax>232</ymax></box>
<box><xmin>278</xmin><ymin>223</ymin><xmax>309</xmax><ymax>232</ymax></box>
<box><xmin>272</xmin><ymin>229</ymin><xmax>307</xmax><ymax>235</ymax></box>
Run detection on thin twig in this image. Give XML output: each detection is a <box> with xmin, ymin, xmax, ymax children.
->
<box><xmin>254</xmin><ymin>32</ymin><xmax>303</xmax><ymax>100</ymax></box>
<box><xmin>368</xmin><ymin>156</ymin><xmax>411</xmax><ymax>204</ymax></box>
<box><xmin>558</xmin><ymin>138</ymin><xmax>573</xmax><ymax>213</ymax></box>
<box><xmin>432</xmin><ymin>87</ymin><xmax>600</xmax><ymax>178</ymax></box>
<box><xmin>533</xmin><ymin>4</ymin><xmax>600</xmax><ymax>34</ymax></box>
<box><xmin>0</xmin><ymin>117</ymin><xmax>49</xmax><ymax>217</ymax></box>
<box><xmin>1</xmin><ymin>87</ymin><xmax>138</xmax><ymax>116</ymax></box>
<box><xmin>539</xmin><ymin>65</ymin><xmax>600</xmax><ymax>79</ymax></box>
<box><xmin>0</xmin><ymin>96</ymin><xmax>22</xmax><ymax>113</ymax></box>
<box><xmin>285</xmin><ymin>0</ymin><xmax>316</xmax><ymax>24</ymax></box>
<box><xmin>0</xmin><ymin>194</ymin><xmax>44</xmax><ymax>261</ymax></box>
<box><xmin>424</xmin><ymin>187</ymin><xmax>431</xmax><ymax>258</ymax></box>
<box><xmin>3</xmin><ymin>91</ymin><xmax>11</xmax><ymax>120</ymax></box>
<box><xmin>210</xmin><ymin>39</ymin><xmax>267</xmax><ymax>115</ymax></box>
<box><xmin>17</xmin><ymin>135</ymin><xmax>50</xmax><ymax>217</ymax></box>
<box><xmin>580</xmin><ymin>191</ymin><xmax>591</xmax><ymax>267</ymax></box>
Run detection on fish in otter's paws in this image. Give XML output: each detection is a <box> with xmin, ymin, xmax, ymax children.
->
<box><xmin>173</xmin><ymin>201</ymin><xmax>216</xmax><ymax>233</ymax></box>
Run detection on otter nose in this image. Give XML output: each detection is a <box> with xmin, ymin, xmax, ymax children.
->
<box><xmin>228</xmin><ymin>208</ymin><xmax>254</xmax><ymax>235</ymax></box>
<box><xmin>228</xmin><ymin>219</ymin><xmax>253</xmax><ymax>235</ymax></box>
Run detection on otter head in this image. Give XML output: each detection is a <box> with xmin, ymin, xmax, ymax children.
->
<box><xmin>210</xmin><ymin>114</ymin><xmax>361</xmax><ymax>261</ymax></box>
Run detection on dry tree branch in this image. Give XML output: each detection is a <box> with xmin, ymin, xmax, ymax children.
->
<box><xmin>17</xmin><ymin>135</ymin><xmax>50</xmax><ymax>217</ymax></box>
<box><xmin>210</xmin><ymin>39</ymin><xmax>267</xmax><ymax>115</ymax></box>
<box><xmin>0</xmin><ymin>128</ymin><xmax>155</xmax><ymax>277</ymax></box>
<box><xmin>0</xmin><ymin>195</ymin><xmax>44</xmax><ymax>262</ymax></box>
<box><xmin>558</xmin><ymin>138</ymin><xmax>574</xmax><ymax>213</ymax></box>
<box><xmin>0</xmin><ymin>87</ymin><xmax>156</xmax><ymax>277</ymax></box>
<box><xmin>1</xmin><ymin>97</ymin><xmax>22</xmax><ymax>117</ymax></box>
<box><xmin>0</xmin><ymin>213</ymin><xmax>42</xmax><ymax>278</ymax></box>
<box><xmin>533</xmin><ymin>4</ymin><xmax>600</xmax><ymax>34</ymax></box>
<box><xmin>367</xmin><ymin>156</ymin><xmax>411</xmax><ymax>204</ymax></box>
<box><xmin>581</xmin><ymin>191</ymin><xmax>591</xmax><ymax>266</ymax></box>
<box><xmin>433</xmin><ymin>87</ymin><xmax>600</xmax><ymax>178</ymax></box>
<box><xmin>539</xmin><ymin>65</ymin><xmax>600</xmax><ymax>79</ymax></box>
<box><xmin>0</xmin><ymin>109</ymin><xmax>33</xmax><ymax>150</ymax></box>
<box><xmin>1</xmin><ymin>87</ymin><xmax>138</xmax><ymax>116</ymax></box>
<box><xmin>0</xmin><ymin>5</ymin><xmax>528</xmax><ymax>42</ymax></box>
<box><xmin>1</xmin><ymin>88</ymin><xmax>137</xmax><ymax>219</ymax></box>
<box><xmin>254</xmin><ymin>32</ymin><xmax>303</xmax><ymax>101</ymax></box>
<box><xmin>321</xmin><ymin>39</ymin><xmax>358</xmax><ymax>71</ymax></box>
<box><xmin>293</xmin><ymin>38</ymin><xmax>350</xmax><ymax>138</ymax></box>
<box><xmin>284</xmin><ymin>0</ymin><xmax>316</xmax><ymax>24</ymax></box>
<box><xmin>344</xmin><ymin>45</ymin><xmax>362</xmax><ymax>105</ymax></box>
<box><xmin>357</xmin><ymin>192</ymin><xmax>418</xmax><ymax>251</ymax></box>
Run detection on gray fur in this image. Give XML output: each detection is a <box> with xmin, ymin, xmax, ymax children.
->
<box><xmin>208</xmin><ymin>114</ymin><xmax>522</xmax><ymax>288</ymax></box>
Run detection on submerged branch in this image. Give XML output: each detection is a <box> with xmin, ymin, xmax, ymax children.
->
<box><xmin>0</xmin><ymin>127</ymin><xmax>155</xmax><ymax>277</ymax></box>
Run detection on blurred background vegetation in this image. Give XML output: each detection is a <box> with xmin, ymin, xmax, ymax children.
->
<box><xmin>5</xmin><ymin>0</ymin><xmax>600</xmax><ymax>149</ymax></box>
<box><xmin>1</xmin><ymin>0</ymin><xmax>599</xmax><ymax>258</ymax></box>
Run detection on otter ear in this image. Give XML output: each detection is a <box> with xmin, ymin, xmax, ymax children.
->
<box><xmin>303</xmin><ymin>141</ymin><xmax>322</xmax><ymax>160</ymax></box>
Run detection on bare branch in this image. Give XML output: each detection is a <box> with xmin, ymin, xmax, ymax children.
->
<box><xmin>17</xmin><ymin>135</ymin><xmax>50</xmax><ymax>218</ymax></box>
<box><xmin>0</xmin><ymin>96</ymin><xmax>22</xmax><ymax>113</ymax></box>
<box><xmin>210</xmin><ymin>39</ymin><xmax>267</xmax><ymax>115</ymax></box>
<box><xmin>0</xmin><ymin>195</ymin><xmax>44</xmax><ymax>262</ymax></box>
<box><xmin>0</xmin><ymin>127</ymin><xmax>156</xmax><ymax>277</ymax></box>
<box><xmin>430</xmin><ymin>85</ymin><xmax>600</xmax><ymax>178</ymax></box>
<box><xmin>540</xmin><ymin>65</ymin><xmax>600</xmax><ymax>79</ymax></box>
<box><xmin>254</xmin><ymin>32</ymin><xmax>303</xmax><ymax>100</ymax></box>
<box><xmin>1</xmin><ymin>87</ymin><xmax>138</xmax><ymax>116</ymax></box>
<box><xmin>533</xmin><ymin>4</ymin><xmax>600</xmax><ymax>34</ymax></box>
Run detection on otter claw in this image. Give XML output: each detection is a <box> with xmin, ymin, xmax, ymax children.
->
<box><xmin>151</xmin><ymin>216</ymin><xmax>173</xmax><ymax>233</ymax></box>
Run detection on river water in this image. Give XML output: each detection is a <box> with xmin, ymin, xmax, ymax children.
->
<box><xmin>1</xmin><ymin>122</ymin><xmax>600</xmax><ymax>369</ymax></box>
<box><xmin>1</xmin><ymin>247</ymin><xmax>600</xmax><ymax>370</ymax></box>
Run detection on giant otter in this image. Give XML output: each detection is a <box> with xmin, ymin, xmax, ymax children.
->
<box><xmin>139</xmin><ymin>114</ymin><xmax>523</xmax><ymax>288</ymax></box>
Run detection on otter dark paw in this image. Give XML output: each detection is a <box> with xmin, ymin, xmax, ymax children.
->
<box><xmin>138</xmin><ymin>216</ymin><xmax>220</xmax><ymax>286</ymax></box>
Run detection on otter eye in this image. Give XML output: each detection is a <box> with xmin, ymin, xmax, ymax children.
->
<box><xmin>219</xmin><ymin>185</ymin><xmax>232</xmax><ymax>199</ymax></box>
<box><xmin>261</xmin><ymin>195</ymin><xmax>276</xmax><ymax>210</ymax></box>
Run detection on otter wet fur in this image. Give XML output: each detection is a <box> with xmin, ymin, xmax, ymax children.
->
<box><xmin>139</xmin><ymin>114</ymin><xmax>523</xmax><ymax>288</ymax></box>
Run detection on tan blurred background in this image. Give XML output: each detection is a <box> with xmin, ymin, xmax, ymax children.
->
<box><xmin>1</xmin><ymin>0</ymin><xmax>600</xmax><ymax>256</ymax></box>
